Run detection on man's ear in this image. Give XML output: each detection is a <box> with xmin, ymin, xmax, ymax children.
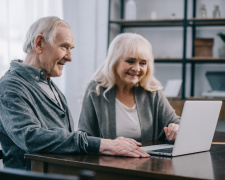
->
<box><xmin>34</xmin><ymin>34</ymin><xmax>44</xmax><ymax>53</ymax></box>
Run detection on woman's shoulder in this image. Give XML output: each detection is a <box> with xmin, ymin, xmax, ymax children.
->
<box><xmin>136</xmin><ymin>85</ymin><xmax>164</xmax><ymax>95</ymax></box>
<box><xmin>85</xmin><ymin>81</ymin><xmax>104</xmax><ymax>97</ymax></box>
<box><xmin>136</xmin><ymin>86</ymin><xmax>167</xmax><ymax>102</ymax></box>
<box><xmin>86</xmin><ymin>81</ymin><xmax>99</xmax><ymax>90</ymax></box>
<box><xmin>154</xmin><ymin>89</ymin><xmax>165</xmax><ymax>96</ymax></box>
<box><xmin>150</xmin><ymin>89</ymin><xmax>166</xmax><ymax>99</ymax></box>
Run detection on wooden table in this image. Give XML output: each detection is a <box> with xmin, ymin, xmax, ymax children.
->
<box><xmin>25</xmin><ymin>132</ymin><xmax>225</xmax><ymax>180</ymax></box>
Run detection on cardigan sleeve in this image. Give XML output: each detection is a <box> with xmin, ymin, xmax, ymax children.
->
<box><xmin>155</xmin><ymin>90</ymin><xmax>180</xmax><ymax>139</ymax></box>
<box><xmin>0</xmin><ymin>91</ymin><xmax>100</xmax><ymax>155</ymax></box>
<box><xmin>78</xmin><ymin>82</ymin><xmax>101</xmax><ymax>137</ymax></box>
<box><xmin>156</xmin><ymin>90</ymin><xmax>180</xmax><ymax>125</ymax></box>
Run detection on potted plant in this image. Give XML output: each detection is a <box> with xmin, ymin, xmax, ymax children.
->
<box><xmin>217</xmin><ymin>32</ymin><xmax>225</xmax><ymax>57</ymax></box>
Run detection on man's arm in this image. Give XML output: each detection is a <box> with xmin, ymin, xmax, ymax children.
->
<box><xmin>0</xmin><ymin>91</ymin><xmax>99</xmax><ymax>154</ymax></box>
<box><xmin>0</xmin><ymin>91</ymin><xmax>149</xmax><ymax>157</ymax></box>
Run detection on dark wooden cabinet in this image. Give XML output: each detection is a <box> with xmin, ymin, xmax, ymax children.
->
<box><xmin>168</xmin><ymin>98</ymin><xmax>225</xmax><ymax>120</ymax></box>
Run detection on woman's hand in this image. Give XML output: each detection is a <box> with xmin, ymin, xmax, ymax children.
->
<box><xmin>164</xmin><ymin>123</ymin><xmax>179</xmax><ymax>142</ymax></box>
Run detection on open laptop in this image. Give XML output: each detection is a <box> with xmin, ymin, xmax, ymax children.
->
<box><xmin>141</xmin><ymin>101</ymin><xmax>222</xmax><ymax>157</ymax></box>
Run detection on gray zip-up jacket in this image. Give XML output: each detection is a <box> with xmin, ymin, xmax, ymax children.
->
<box><xmin>0</xmin><ymin>60</ymin><xmax>100</xmax><ymax>170</ymax></box>
<box><xmin>78</xmin><ymin>81</ymin><xmax>180</xmax><ymax>141</ymax></box>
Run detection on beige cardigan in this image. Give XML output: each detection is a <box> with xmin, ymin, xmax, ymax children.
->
<box><xmin>78</xmin><ymin>81</ymin><xmax>180</xmax><ymax>142</ymax></box>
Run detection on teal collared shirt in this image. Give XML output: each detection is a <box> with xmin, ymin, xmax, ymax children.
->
<box><xmin>0</xmin><ymin>60</ymin><xmax>100</xmax><ymax>170</ymax></box>
<box><xmin>19</xmin><ymin>61</ymin><xmax>64</xmax><ymax>110</ymax></box>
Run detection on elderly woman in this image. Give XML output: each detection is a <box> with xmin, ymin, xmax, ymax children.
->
<box><xmin>78</xmin><ymin>33</ymin><xmax>180</xmax><ymax>142</ymax></box>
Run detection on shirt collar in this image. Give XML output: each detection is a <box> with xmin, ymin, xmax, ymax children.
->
<box><xmin>12</xmin><ymin>59</ymin><xmax>48</xmax><ymax>82</ymax></box>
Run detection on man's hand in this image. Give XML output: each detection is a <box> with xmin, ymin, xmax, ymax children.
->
<box><xmin>164</xmin><ymin>123</ymin><xmax>179</xmax><ymax>142</ymax></box>
<box><xmin>99</xmin><ymin>137</ymin><xmax>150</xmax><ymax>158</ymax></box>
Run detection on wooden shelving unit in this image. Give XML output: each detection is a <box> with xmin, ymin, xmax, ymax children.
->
<box><xmin>109</xmin><ymin>19</ymin><xmax>184</xmax><ymax>27</ymax></box>
<box><xmin>108</xmin><ymin>0</ymin><xmax>225</xmax><ymax>100</ymax></box>
<box><xmin>189</xmin><ymin>18</ymin><xmax>225</xmax><ymax>26</ymax></box>
<box><xmin>187</xmin><ymin>58</ymin><xmax>225</xmax><ymax>63</ymax></box>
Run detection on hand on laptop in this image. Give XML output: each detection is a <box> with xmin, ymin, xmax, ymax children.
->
<box><xmin>99</xmin><ymin>137</ymin><xmax>150</xmax><ymax>158</ymax></box>
<box><xmin>164</xmin><ymin>123</ymin><xmax>179</xmax><ymax>142</ymax></box>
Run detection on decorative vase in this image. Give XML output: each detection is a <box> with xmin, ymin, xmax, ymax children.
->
<box><xmin>219</xmin><ymin>44</ymin><xmax>225</xmax><ymax>57</ymax></box>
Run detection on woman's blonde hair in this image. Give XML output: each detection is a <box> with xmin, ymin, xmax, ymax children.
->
<box><xmin>91</xmin><ymin>32</ymin><xmax>163</xmax><ymax>98</ymax></box>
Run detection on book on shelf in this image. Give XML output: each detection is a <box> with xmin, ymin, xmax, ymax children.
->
<box><xmin>163</xmin><ymin>79</ymin><xmax>182</xmax><ymax>97</ymax></box>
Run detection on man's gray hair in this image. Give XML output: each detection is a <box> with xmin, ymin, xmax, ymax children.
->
<box><xmin>23</xmin><ymin>16</ymin><xmax>70</xmax><ymax>53</ymax></box>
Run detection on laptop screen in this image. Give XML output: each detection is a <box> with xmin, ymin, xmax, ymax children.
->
<box><xmin>206</xmin><ymin>71</ymin><xmax>225</xmax><ymax>91</ymax></box>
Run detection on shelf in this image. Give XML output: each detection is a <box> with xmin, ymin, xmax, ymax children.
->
<box><xmin>109</xmin><ymin>19</ymin><xmax>184</xmax><ymax>27</ymax></box>
<box><xmin>168</xmin><ymin>97</ymin><xmax>225</xmax><ymax>100</ymax></box>
<box><xmin>187</xmin><ymin>97</ymin><xmax>225</xmax><ymax>100</ymax></box>
<box><xmin>155</xmin><ymin>58</ymin><xmax>183</xmax><ymax>63</ymax></box>
<box><xmin>155</xmin><ymin>58</ymin><xmax>225</xmax><ymax>63</ymax></box>
<box><xmin>188</xmin><ymin>18</ymin><xmax>225</xmax><ymax>26</ymax></box>
<box><xmin>187</xmin><ymin>57</ymin><xmax>225</xmax><ymax>63</ymax></box>
<box><xmin>110</xmin><ymin>18</ymin><xmax>225</xmax><ymax>27</ymax></box>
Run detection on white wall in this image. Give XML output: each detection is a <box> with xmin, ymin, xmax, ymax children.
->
<box><xmin>63</xmin><ymin>0</ymin><xmax>108</xmax><ymax>129</ymax></box>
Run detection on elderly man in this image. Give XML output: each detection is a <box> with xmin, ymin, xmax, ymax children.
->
<box><xmin>0</xmin><ymin>16</ymin><xmax>149</xmax><ymax>170</ymax></box>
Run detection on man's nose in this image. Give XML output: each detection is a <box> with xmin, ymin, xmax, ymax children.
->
<box><xmin>65</xmin><ymin>50</ymin><xmax>72</xmax><ymax>62</ymax></box>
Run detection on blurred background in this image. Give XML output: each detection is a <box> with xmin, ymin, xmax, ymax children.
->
<box><xmin>0</xmin><ymin>0</ymin><xmax>225</xmax><ymax>130</ymax></box>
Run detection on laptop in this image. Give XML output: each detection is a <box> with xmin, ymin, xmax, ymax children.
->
<box><xmin>141</xmin><ymin>101</ymin><xmax>222</xmax><ymax>157</ymax></box>
<box><xmin>202</xmin><ymin>71</ymin><xmax>225</xmax><ymax>97</ymax></box>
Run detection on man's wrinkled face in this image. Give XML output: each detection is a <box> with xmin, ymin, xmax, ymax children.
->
<box><xmin>39</xmin><ymin>26</ymin><xmax>74</xmax><ymax>78</ymax></box>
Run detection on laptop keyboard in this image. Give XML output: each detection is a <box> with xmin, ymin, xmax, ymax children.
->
<box><xmin>152</xmin><ymin>147</ymin><xmax>173</xmax><ymax>153</ymax></box>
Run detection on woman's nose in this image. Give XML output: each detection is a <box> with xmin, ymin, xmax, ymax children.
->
<box><xmin>131</xmin><ymin>63</ymin><xmax>140</xmax><ymax>71</ymax></box>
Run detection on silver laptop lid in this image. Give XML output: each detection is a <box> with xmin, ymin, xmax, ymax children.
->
<box><xmin>173</xmin><ymin>101</ymin><xmax>222</xmax><ymax>156</ymax></box>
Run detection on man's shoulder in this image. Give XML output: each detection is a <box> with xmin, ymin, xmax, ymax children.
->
<box><xmin>0</xmin><ymin>72</ymin><xmax>29</xmax><ymax>95</ymax></box>
<box><xmin>1</xmin><ymin>70</ymin><xmax>25</xmax><ymax>83</ymax></box>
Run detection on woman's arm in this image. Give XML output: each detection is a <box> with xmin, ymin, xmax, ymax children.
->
<box><xmin>78</xmin><ymin>82</ymin><xmax>101</xmax><ymax>137</ymax></box>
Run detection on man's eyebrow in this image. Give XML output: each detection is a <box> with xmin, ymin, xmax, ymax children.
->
<box><xmin>62</xmin><ymin>42</ymin><xmax>75</xmax><ymax>49</ymax></box>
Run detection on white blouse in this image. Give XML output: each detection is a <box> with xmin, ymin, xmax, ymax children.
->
<box><xmin>115</xmin><ymin>98</ymin><xmax>141</xmax><ymax>141</ymax></box>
